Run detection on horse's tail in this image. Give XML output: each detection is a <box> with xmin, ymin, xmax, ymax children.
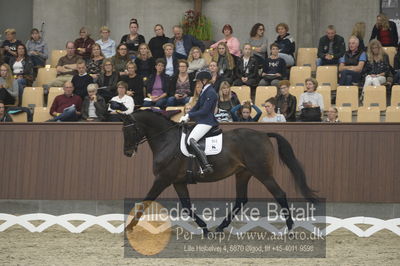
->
<box><xmin>267</xmin><ymin>132</ymin><xmax>318</xmax><ymax>203</ymax></box>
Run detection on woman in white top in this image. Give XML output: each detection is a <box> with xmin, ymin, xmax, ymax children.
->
<box><xmin>96</xmin><ymin>26</ymin><xmax>116</xmax><ymax>58</ymax></box>
<box><xmin>187</xmin><ymin>46</ymin><xmax>206</xmax><ymax>74</ymax></box>
<box><xmin>107</xmin><ymin>81</ymin><xmax>134</xmax><ymax>121</ymax></box>
<box><xmin>261</xmin><ymin>97</ymin><xmax>286</xmax><ymax>122</ymax></box>
<box><xmin>298</xmin><ymin>77</ymin><xmax>324</xmax><ymax>122</ymax></box>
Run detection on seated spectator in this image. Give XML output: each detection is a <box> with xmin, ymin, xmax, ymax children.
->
<box><xmin>135</xmin><ymin>43</ymin><xmax>155</xmax><ymax>81</ymax></box>
<box><xmin>0</xmin><ymin>101</ymin><xmax>13</xmax><ymax>122</ymax></box>
<box><xmin>298</xmin><ymin>78</ymin><xmax>324</xmax><ymax>122</ymax></box>
<box><xmin>233</xmin><ymin>43</ymin><xmax>259</xmax><ymax>88</ymax></box>
<box><xmin>187</xmin><ymin>46</ymin><xmax>206</xmax><ymax>74</ymax></box>
<box><xmin>370</xmin><ymin>13</ymin><xmax>398</xmax><ymax>47</ymax></box>
<box><xmin>112</xmin><ymin>43</ymin><xmax>131</xmax><ymax>76</ymax></box>
<box><xmin>261</xmin><ymin>97</ymin><xmax>286</xmax><ymax>122</ymax></box>
<box><xmin>215</xmin><ymin>81</ymin><xmax>240</xmax><ymax>122</ymax></box>
<box><xmin>393</xmin><ymin>48</ymin><xmax>400</xmax><ymax>84</ymax></box>
<box><xmin>184</xmin><ymin>102</ymin><xmax>193</xmax><ymax>114</ymax></box>
<box><xmin>248</xmin><ymin>23</ymin><xmax>268</xmax><ymax>65</ymax></box>
<box><xmin>324</xmin><ymin>107</ymin><xmax>340</xmax><ymax>123</ymax></box>
<box><xmin>163</xmin><ymin>43</ymin><xmax>179</xmax><ymax>78</ymax></box>
<box><xmin>231</xmin><ymin>101</ymin><xmax>262</xmax><ymax>122</ymax></box>
<box><xmin>188</xmin><ymin>80</ymin><xmax>201</xmax><ymax>105</ymax></box>
<box><xmin>0</xmin><ymin>64</ymin><xmax>19</xmax><ymax>105</ymax></box>
<box><xmin>363</xmin><ymin>40</ymin><xmax>390</xmax><ymax>95</ymax></box>
<box><xmin>209</xmin><ymin>61</ymin><xmax>224</xmax><ymax>93</ymax></box>
<box><xmin>148</xmin><ymin>24</ymin><xmax>170</xmax><ymax>60</ymax></box>
<box><xmin>339</xmin><ymin>36</ymin><xmax>367</xmax><ymax>86</ymax></box>
<box><xmin>71</xmin><ymin>59</ymin><xmax>93</xmax><ymax>100</ymax></box>
<box><xmin>143</xmin><ymin>59</ymin><xmax>169</xmax><ymax>108</ymax></box>
<box><xmin>9</xmin><ymin>44</ymin><xmax>34</xmax><ymax>103</ymax></box>
<box><xmin>96</xmin><ymin>58</ymin><xmax>119</xmax><ymax>102</ymax></box>
<box><xmin>49</xmin><ymin>81</ymin><xmax>82</xmax><ymax>122</ymax></box>
<box><xmin>210</xmin><ymin>24</ymin><xmax>241</xmax><ymax>57</ymax></box>
<box><xmin>1</xmin><ymin>29</ymin><xmax>22</xmax><ymax>64</ymax></box>
<box><xmin>259</xmin><ymin>43</ymin><xmax>286</xmax><ymax>86</ymax></box>
<box><xmin>167</xmin><ymin>59</ymin><xmax>195</xmax><ymax>106</ymax></box>
<box><xmin>107</xmin><ymin>81</ymin><xmax>134</xmax><ymax>121</ymax></box>
<box><xmin>45</xmin><ymin>41</ymin><xmax>81</xmax><ymax>89</ymax></box>
<box><xmin>120</xmin><ymin>18</ymin><xmax>145</xmax><ymax>59</ymax></box>
<box><xmin>212</xmin><ymin>42</ymin><xmax>235</xmax><ymax>84</ymax></box>
<box><xmin>96</xmin><ymin>26</ymin><xmax>116</xmax><ymax>58</ymax></box>
<box><xmin>170</xmin><ymin>25</ymin><xmax>205</xmax><ymax>59</ymax></box>
<box><xmin>120</xmin><ymin>61</ymin><xmax>145</xmax><ymax>106</ymax></box>
<box><xmin>317</xmin><ymin>25</ymin><xmax>345</xmax><ymax>66</ymax></box>
<box><xmin>274</xmin><ymin>23</ymin><xmax>295</xmax><ymax>66</ymax></box>
<box><xmin>74</xmin><ymin>27</ymin><xmax>95</xmax><ymax>61</ymax></box>
<box><xmin>275</xmin><ymin>80</ymin><xmax>297</xmax><ymax>122</ymax></box>
<box><xmin>86</xmin><ymin>43</ymin><xmax>104</xmax><ymax>81</ymax></box>
<box><xmin>351</xmin><ymin>22</ymin><xmax>366</xmax><ymax>51</ymax></box>
<box><xmin>26</xmin><ymin>28</ymin><xmax>48</xmax><ymax>70</ymax></box>
<box><xmin>81</xmin><ymin>83</ymin><xmax>107</xmax><ymax>122</ymax></box>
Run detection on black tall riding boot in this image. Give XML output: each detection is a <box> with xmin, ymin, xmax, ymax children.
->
<box><xmin>189</xmin><ymin>138</ymin><xmax>214</xmax><ymax>175</ymax></box>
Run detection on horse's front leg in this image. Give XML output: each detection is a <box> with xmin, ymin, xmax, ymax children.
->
<box><xmin>126</xmin><ymin>177</ymin><xmax>171</xmax><ymax>230</ymax></box>
<box><xmin>173</xmin><ymin>183</ymin><xmax>209</xmax><ymax>235</ymax></box>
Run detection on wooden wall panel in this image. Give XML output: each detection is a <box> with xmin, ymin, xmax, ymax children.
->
<box><xmin>0</xmin><ymin>123</ymin><xmax>399</xmax><ymax>203</ymax></box>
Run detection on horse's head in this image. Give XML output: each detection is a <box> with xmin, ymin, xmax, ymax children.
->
<box><xmin>120</xmin><ymin>113</ymin><xmax>145</xmax><ymax>157</ymax></box>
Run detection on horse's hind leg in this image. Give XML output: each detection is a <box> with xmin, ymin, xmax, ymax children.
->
<box><xmin>216</xmin><ymin>170</ymin><xmax>252</xmax><ymax>232</ymax></box>
<box><xmin>173</xmin><ymin>183</ymin><xmax>209</xmax><ymax>235</ymax></box>
<box><xmin>253</xmin><ymin>173</ymin><xmax>294</xmax><ymax>230</ymax></box>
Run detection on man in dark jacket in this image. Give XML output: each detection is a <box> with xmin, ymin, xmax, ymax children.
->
<box><xmin>317</xmin><ymin>25</ymin><xmax>346</xmax><ymax>66</ymax></box>
<box><xmin>170</xmin><ymin>25</ymin><xmax>205</xmax><ymax>59</ymax></box>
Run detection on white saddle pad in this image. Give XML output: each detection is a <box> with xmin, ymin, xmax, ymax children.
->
<box><xmin>180</xmin><ymin>132</ymin><xmax>223</xmax><ymax>157</ymax></box>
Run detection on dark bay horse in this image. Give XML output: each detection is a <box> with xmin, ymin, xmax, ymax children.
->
<box><xmin>121</xmin><ymin>110</ymin><xmax>317</xmax><ymax>233</ymax></box>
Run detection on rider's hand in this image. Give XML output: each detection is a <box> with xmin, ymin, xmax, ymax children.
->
<box><xmin>179</xmin><ymin>114</ymin><xmax>190</xmax><ymax>123</ymax></box>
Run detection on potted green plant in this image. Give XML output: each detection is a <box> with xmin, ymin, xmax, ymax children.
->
<box><xmin>180</xmin><ymin>9</ymin><xmax>213</xmax><ymax>48</ymax></box>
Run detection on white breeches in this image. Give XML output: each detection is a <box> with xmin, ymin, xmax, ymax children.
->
<box><xmin>187</xmin><ymin>124</ymin><xmax>213</xmax><ymax>145</ymax></box>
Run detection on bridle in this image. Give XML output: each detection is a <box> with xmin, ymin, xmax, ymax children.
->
<box><xmin>123</xmin><ymin>119</ymin><xmax>182</xmax><ymax>147</ymax></box>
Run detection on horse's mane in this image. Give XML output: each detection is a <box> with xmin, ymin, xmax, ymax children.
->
<box><xmin>132</xmin><ymin>109</ymin><xmax>178</xmax><ymax>126</ymax></box>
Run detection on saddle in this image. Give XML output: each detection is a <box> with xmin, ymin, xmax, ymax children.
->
<box><xmin>180</xmin><ymin>125</ymin><xmax>223</xmax><ymax>184</ymax></box>
<box><xmin>180</xmin><ymin>125</ymin><xmax>223</xmax><ymax>158</ymax></box>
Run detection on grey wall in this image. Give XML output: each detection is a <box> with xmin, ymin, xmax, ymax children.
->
<box><xmin>317</xmin><ymin>0</ymin><xmax>380</xmax><ymax>47</ymax></box>
<box><xmin>29</xmin><ymin>0</ymin><xmax>381</xmax><ymax>53</ymax></box>
<box><xmin>0</xmin><ymin>0</ymin><xmax>33</xmax><ymax>44</ymax></box>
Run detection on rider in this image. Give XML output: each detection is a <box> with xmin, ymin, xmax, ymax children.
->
<box><xmin>179</xmin><ymin>69</ymin><xmax>218</xmax><ymax>174</ymax></box>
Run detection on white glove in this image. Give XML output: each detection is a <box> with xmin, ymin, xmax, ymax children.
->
<box><xmin>179</xmin><ymin>114</ymin><xmax>190</xmax><ymax>123</ymax></box>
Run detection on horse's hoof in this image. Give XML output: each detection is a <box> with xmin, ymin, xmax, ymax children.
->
<box><xmin>202</xmin><ymin>228</ymin><xmax>209</xmax><ymax>236</ymax></box>
<box><xmin>215</xmin><ymin>227</ymin><xmax>224</xmax><ymax>233</ymax></box>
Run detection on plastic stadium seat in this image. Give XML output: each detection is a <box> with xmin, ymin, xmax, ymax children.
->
<box><xmin>9</xmin><ymin>112</ymin><xmax>28</xmax><ymax>122</ymax></box>
<box><xmin>337</xmin><ymin>106</ymin><xmax>352</xmax><ymax>122</ymax></box>
<box><xmin>231</xmin><ymin>86</ymin><xmax>251</xmax><ymax>102</ymax></box>
<box><xmin>50</xmin><ymin>50</ymin><xmax>67</xmax><ymax>67</ymax></box>
<box><xmin>357</xmin><ymin>107</ymin><xmax>380</xmax><ymax>122</ymax></box>
<box><xmin>296</xmin><ymin>48</ymin><xmax>318</xmax><ymax>71</ymax></box>
<box><xmin>255</xmin><ymin>86</ymin><xmax>277</xmax><ymax>107</ymax></box>
<box><xmin>47</xmin><ymin>87</ymin><xmax>64</xmax><ymax>108</ymax></box>
<box><xmin>22</xmin><ymin>87</ymin><xmax>44</xmax><ymax>108</ymax></box>
<box><xmin>316</xmin><ymin>66</ymin><xmax>338</xmax><ymax>90</ymax></box>
<box><xmin>382</xmin><ymin>47</ymin><xmax>396</xmax><ymax>67</ymax></box>
<box><xmin>336</xmin><ymin>86</ymin><xmax>359</xmax><ymax>111</ymax></box>
<box><xmin>391</xmin><ymin>85</ymin><xmax>400</xmax><ymax>106</ymax></box>
<box><xmin>139</xmin><ymin>107</ymin><xmax>160</xmax><ymax>110</ymax></box>
<box><xmin>33</xmin><ymin>107</ymin><xmax>52</xmax><ymax>122</ymax></box>
<box><xmin>166</xmin><ymin>106</ymin><xmax>185</xmax><ymax>122</ymax></box>
<box><xmin>385</xmin><ymin>106</ymin><xmax>400</xmax><ymax>122</ymax></box>
<box><xmin>363</xmin><ymin>86</ymin><xmax>386</xmax><ymax>111</ymax></box>
<box><xmin>289</xmin><ymin>66</ymin><xmax>311</xmax><ymax>87</ymax></box>
<box><xmin>34</xmin><ymin>67</ymin><xmax>57</xmax><ymax>87</ymax></box>
<box><xmin>317</xmin><ymin>85</ymin><xmax>331</xmax><ymax>110</ymax></box>
<box><xmin>289</xmin><ymin>86</ymin><xmax>305</xmax><ymax>111</ymax></box>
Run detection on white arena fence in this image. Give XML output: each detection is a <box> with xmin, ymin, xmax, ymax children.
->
<box><xmin>0</xmin><ymin>213</ymin><xmax>399</xmax><ymax>237</ymax></box>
